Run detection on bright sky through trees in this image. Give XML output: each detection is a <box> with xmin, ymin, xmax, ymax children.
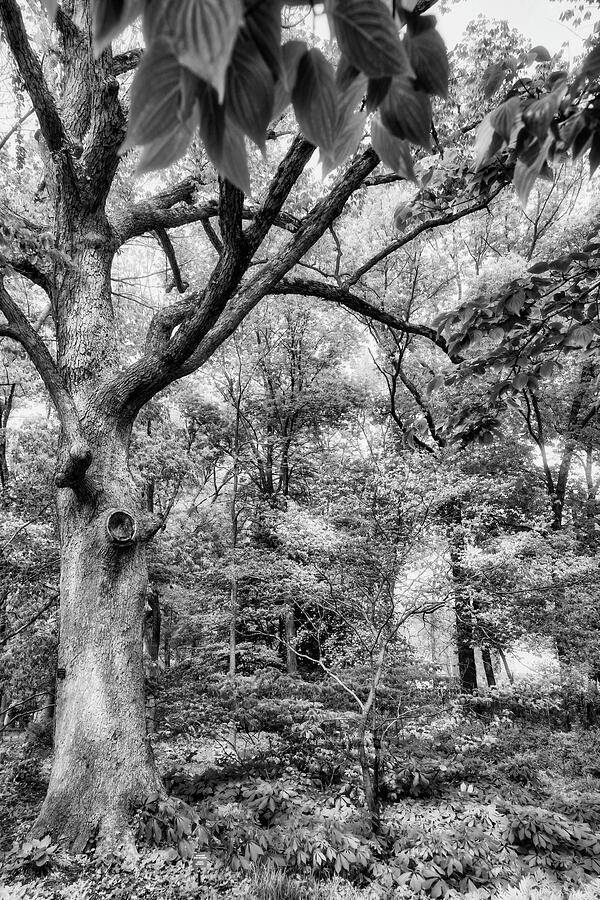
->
<box><xmin>438</xmin><ymin>0</ymin><xmax>593</xmax><ymax>54</ymax></box>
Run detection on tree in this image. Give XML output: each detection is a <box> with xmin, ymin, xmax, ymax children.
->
<box><xmin>1</xmin><ymin>0</ymin><xmax>597</xmax><ymax>851</ymax></box>
<box><xmin>0</xmin><ymin>0</ymin><xmax>457</xmax><ymax>849</ymax></box>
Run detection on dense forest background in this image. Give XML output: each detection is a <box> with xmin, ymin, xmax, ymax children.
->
<box><xmin>2</xmin><ymin>0</ymin><xmax>600</xmax><ymax>898</ymax></box>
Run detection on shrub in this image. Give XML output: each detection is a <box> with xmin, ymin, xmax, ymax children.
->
<box><xmin>499</xmin><ymin>802</ymin><xmax>600</xmax><ymax>878</ymax></box>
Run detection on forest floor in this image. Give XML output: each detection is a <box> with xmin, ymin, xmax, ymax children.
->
<box><xmin>1</xmin><ymin>717</ymin><xmax>600</xmax><ymax>900</ymax></box>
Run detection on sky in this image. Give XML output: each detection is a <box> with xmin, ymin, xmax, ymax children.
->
<box><xmin>436</xmin><ymin>0</ymin><xmax>594</xmax><ymax>58</ymax></box>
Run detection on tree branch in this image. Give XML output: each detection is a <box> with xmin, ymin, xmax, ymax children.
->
<box><xmin>0</xmin><ymin>0</ymin><xmax>71</xmax><ymax>163</ymax></box>
<box><xmin>0</xmin><ymin>107</ymin><xmax>34</xmax><ymax>153</ymax></box>
<box><xmin>112</xmin><ymin>173</ymin><xmax>304</xmax><ymax>246</ymax></box>
<box><xmin>270</xmin><ymin>276</ymin><xmax>449</xmax><ymax>354</ymax></box>
<box><xmin>0</xmin><ymin>593</ymin><xmax>58</xmax><ymax>648</ymax></box>
<box><xmin>243</xmin><ymin>134</ymin><xmax>315</xmax><ymax>253</ymax></box>
<box><xmin>155</xmin><ymin>227</ymin><xmax>187</xmax><ymax>293</ymax></box>
<box><xmin>0</xmin><ymin>283</ymin><xmax>89</xmax><ymax>483</ymax></box>
<box><xmin>345</xmin><ymin>186</ymin><xmax>505</xmax><ymax>287</ymax></box>
<box><xmin>113</xmin><ymin>48</ymin><xmax>143</xmax><ymax>76</ymax></box>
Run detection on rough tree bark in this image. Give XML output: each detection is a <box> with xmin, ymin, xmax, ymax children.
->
<box><xmin>0</xmin><ymin>383</ymin><xmax>15</xmax><ymax>487</ymax></box>
<box><xmin>446</xmin><ymin>499</ymin><xmax>477</xmax><ymax>693</ymax></box>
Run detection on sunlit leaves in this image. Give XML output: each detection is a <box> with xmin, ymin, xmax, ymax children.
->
<box><xmin>330</xmin><ymin>0</ymin><xmax>411</xmax><ymax>79</ymax></box>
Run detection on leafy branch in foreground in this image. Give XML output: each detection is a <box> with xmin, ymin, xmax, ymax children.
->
<box><xmin>43</xmin><ymin>0</ymin><xmax>450</xmax><ymax>191</ymax></box>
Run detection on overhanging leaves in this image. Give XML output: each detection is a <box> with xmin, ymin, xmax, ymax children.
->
<box><xmin>483</xmin><ymin>62</ymin><xmax>505</xmax><ymax>100</ymax></box>
<box><xmin>404</xmin><ymin>18</ymin><xmax>448</xmax><ymax>98</ymax></box>
<box><xmin>380</xmin><ymin>77</ymin><xmax>432</xmax><ymax>149</ymax></box>
<box><xmin>331</xmin><ymin>0</ymin><xmax>412</xmax><ymax>80</ymax></box>
<box><xmin>371</xmin><ymin>115</ymin><xmax>416</xmax><ymax>181</ymax></box>
<box><xmin>171</xmin><ymin>0</ymin><xmax>243</xmax><ymax>102</ymax></box>
<box><xmin>122</xmin><ymin>38</ymin><xmax>182</xmax><ymax>151</ymax></box>
<box><xmin>93</xmin><ymin>0</ymin><xmax>144</xmax><ymax>54</ymax></box>
<box><xmin>226</xmin><ymin>32</ymin><xmax>274</xmax><ymax>150</ymax></box>
<box><xmin>244</xmin><ymin>0</ymin><xmax>282</xmax><ymax>80</ymax></box>
<box><xmin>513</xmin><ymin>137</ymin><xmax>552</xmax><ymax>207</ymax></box>
<box><xmin>137</xmin><ymin>110</ymin><xmax>198</xmax><ymax>174</ymax></box>
<box><xmin>292</xmin><ymin>49</ymin><xmax>338</xmax><ymax>154</ymax></box>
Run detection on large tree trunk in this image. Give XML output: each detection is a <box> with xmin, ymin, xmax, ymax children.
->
<box><xmin>33</xmin><ymin>425</ymin><xmax>161</xmax><ymax>851</ymax></box>
<box><xmin>35</xmin><ymin>436</ymin><xmax>159</xmax><ymax>851</ymax></box>
<box><xmin>31</xmin><ymin>194</ymin><xmax>162</xmax><ymax>848</ymax></box>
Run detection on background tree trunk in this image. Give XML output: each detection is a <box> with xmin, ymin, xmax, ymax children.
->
<box><xmin>446</xmin><ymin>500</ymin><xmax>478</xmax><ymax>692</ymax></box>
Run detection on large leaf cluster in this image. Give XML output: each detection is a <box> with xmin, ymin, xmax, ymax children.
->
<box><xmin>73</xmin><ymin>0</ymin><xmax>449</xmax><ymax>191</ymax></box>
<box><xmin>476</xmin><ymin>39</ymin><xmax>600</xmax><ymax>206</ymax></box>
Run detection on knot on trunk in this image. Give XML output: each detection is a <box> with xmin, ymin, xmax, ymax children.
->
<box><xmin>105</xmin><ymin>508</ymin><xmax>137</xmax><ymax>546</ymax></box>
<box><xmin>55</xmin><ymin>441</ymin><xmax>92</xmax><ymax>488</ymax></box>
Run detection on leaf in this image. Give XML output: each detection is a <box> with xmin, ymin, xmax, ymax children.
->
<box><xmin>522</xmin><ymin>92</ymin><xmax>560</xmax><ymax>141</ymax></box>
<box><xmin>281</xmin><ymin>40</ymin><xmax>309</xmax><ymax>94</ymax></box>
<box><xmin>244</xmin><ymin>0</ymin><xmax>282</xmax><ymax>80</ymax></box>
<box><xmin>122</xmin><ymin>38</ymin><xmax>182</xmax><ymax>151</ymax></box>
<box><xmin>513</xmin><ymin>137</ymin><xmax>551</xmax><ymax>206</ymax></box>
<box><xmin>322</xmin><ymin>71</ymin><xmax>367</xmax><ymax>174</ymax></box>
<box><xmin>474</xmin><ymin>113</ymin><xmax>504</xmax><ymax>169</ymax></box>
<box><xmin>172</xmin><ymin>0</ymin><xmax>243</xmax><ymax>102</ymax></box>
<box><xmin>426</xmin><ymin>374</ymin><xmax>444</xmax><ymax>396</ymax></box>
<box><xmin>404</xmin><ymin>23</ymin><xmax>449</xmax><ymax>98</ymax></box>
<box><xmin>581</xmin><ymin>44</ymin><xmax>600</xmax><ymax>78</ymax></box>
<box><xmin>483</xmin><ymin>61</ymin><xmax>505</xmax><ymax>99</ymax></box>
<box><xmin>528</xmin><ymin>45</ymin><xmax>551</xmax><ymax>63</ymax></box>
<box><xmin>273</xmin><ymin>40</ymin><xmax>308</xmax><ymax>119</ymax></box>
<box><xmin>93</xmin><ymin>0</ymin><xmax>144</xmax><ymax>54</ymax></box>
<box><xmin>331</xmin><ymin>0</ymin><xmax>413</xmax><ymax>80</ymax></box>
<box><xmin>589</xmin><ymin>132</ymin><xmax>600</xmax><ymax>177</ymax></box>
<box><xmin>371</xmin><ymin>115</ymin><xmax>416</xmax><ymax>181</ymax></box>
<box><xmin>528</xmin><ymin>261</ymin><xmax>550</xmax><ymax>274</ymax></box>
<box><xmin>226</xmin><ymin>32</ymin><xmax>274</xmax><ymax>150</ymax></box>
<box><xmin>490</xmin><ymin>97</ymin><xmax>521</xmax><ymax>142</ymax></box>
<box><xmin>197</xmin><ymin>78</ymin><xmax>226</xmax><ymax>160</ymax></box>
<box><xmin>322</xmin><ymin>109</ymin><xmax>366</xmax><ymax>175</ymax></box>
<box><xmin>366</xmin><ymin>77</ymin><xmax>391</xmax><ymax>112</ymax></box>
<box><xmin>380</xmin><ymin>76</ymin><xmax>432</xmax><ymax>149</ymax></box>
<box><xmin>136</xmin><ymin>113</ymin><xmax>197</xmax><ymax>174</ymax></box>
<box><xmin>292</xmin><ymin>49</ymin><xmax>338</xmax><ymax>154</ymax></box>
<box><xmin>217</xmin><ymin>118</ymin><xmax>252</xmax><ymax>195</ymax></box>
<box><xmin>565</xmin><ymin>324</ymin><xmax>594</xmax><ymax>348</ymax></box>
